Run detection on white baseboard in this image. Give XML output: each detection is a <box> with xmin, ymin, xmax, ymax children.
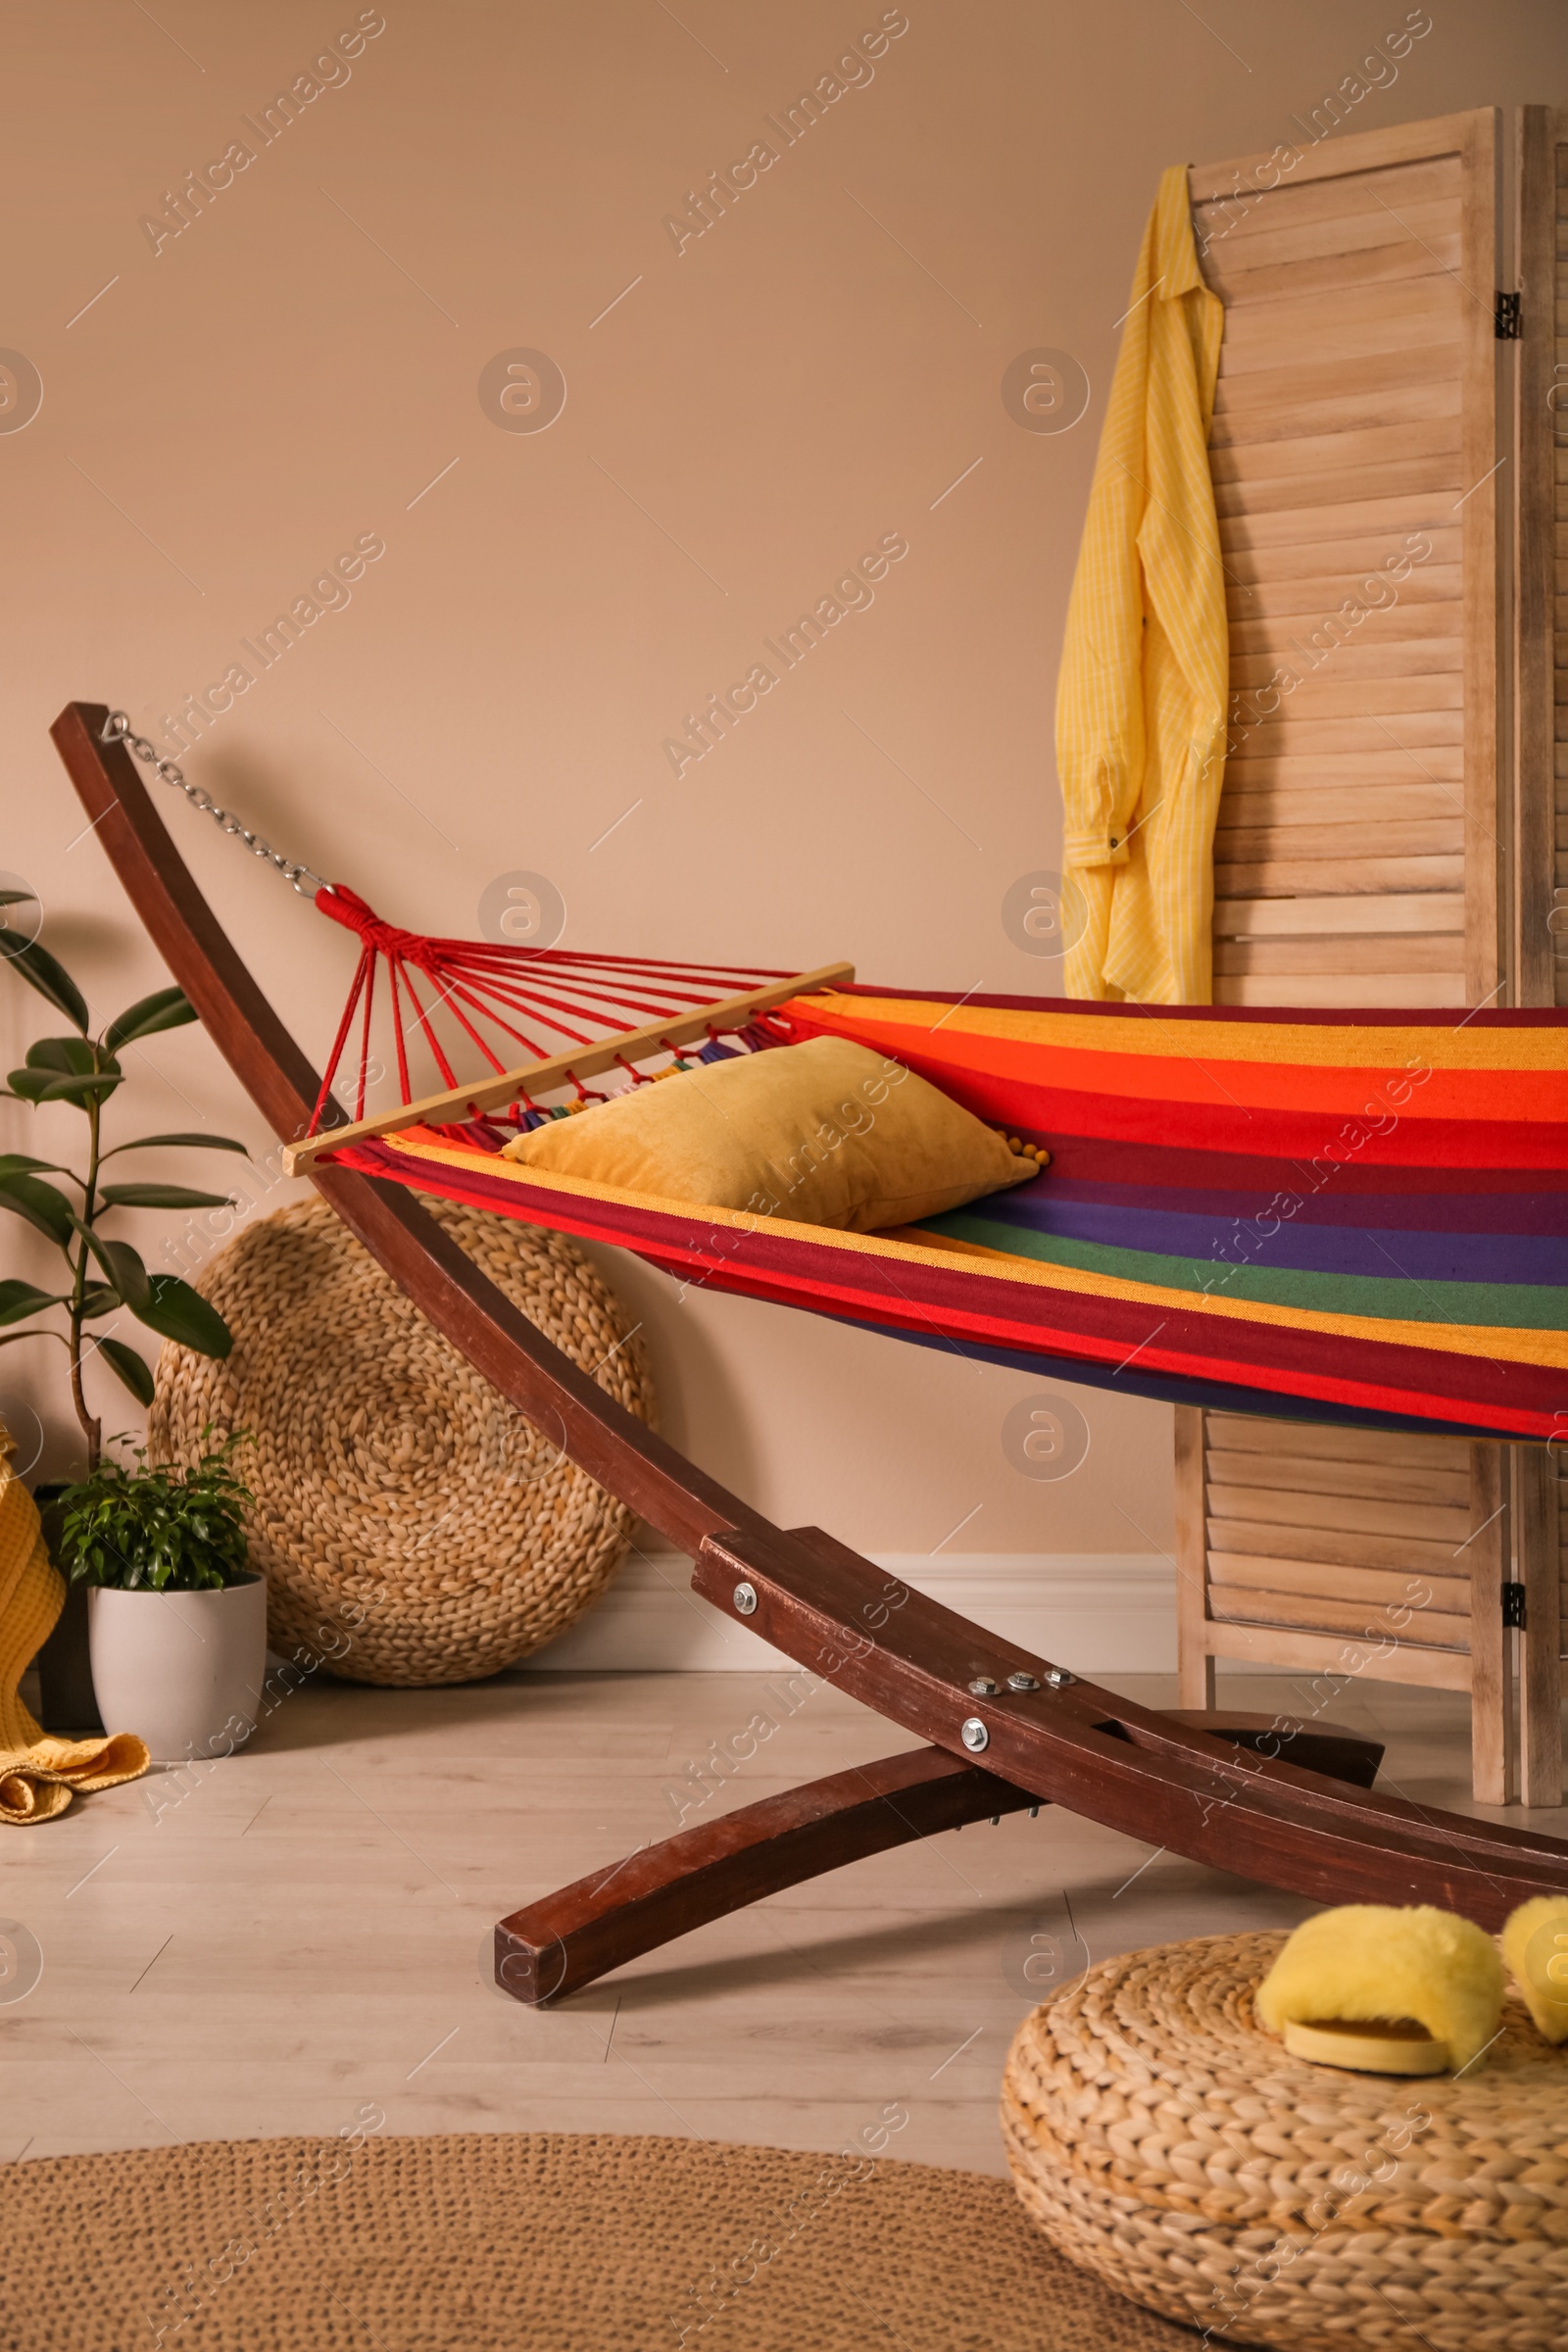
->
<box><xmin>517</xmin><ymin>1552</ymin><xmax>1177</xmax><ymax>1674</ymax></box>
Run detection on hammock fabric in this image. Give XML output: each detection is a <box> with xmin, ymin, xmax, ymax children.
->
<box><xmin>320</xmin><ymin>987</ymin><xmax>1568</xmax><ymax>1447</ymax></box>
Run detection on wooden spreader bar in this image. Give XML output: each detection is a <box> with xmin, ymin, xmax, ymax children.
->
<box><xmin>281</xmin><ymin>960</ymin><xmax>857</xmax><ymax>1175</ymax></box>
<box><xmin>49</xmin><ymin>698</ymin><xmax>1568</xmax><ymax>2010</ymax></box>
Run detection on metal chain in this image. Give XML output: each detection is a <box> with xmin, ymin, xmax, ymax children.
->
<box><xmin>100</xmin><ymin>710</ymin><xmax>327</xmax><ymax>898</ymax></box>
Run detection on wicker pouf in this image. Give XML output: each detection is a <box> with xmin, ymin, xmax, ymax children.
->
<box><xmin>1002</xmin><ymin>1931</ymin><xmax>1568</xmax><ymax>2352</ymax></box>
<box><xmin>148</xmin><ymin>1196</ymin><xmax>654</xmax><ymax>1686</ymax></box>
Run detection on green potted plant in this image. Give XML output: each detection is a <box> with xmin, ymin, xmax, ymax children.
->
<box><xmin>56</xmin><ymin>1433</ymin><xmax>267</xmax><ymax>1764</ymax></box>
<box><xmin>0</xmin><ymin>891</ymin><xmax>250</xmax><ymax>1728</ymax></box>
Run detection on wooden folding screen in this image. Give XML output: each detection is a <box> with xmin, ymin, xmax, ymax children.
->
<box><xmin>1512</xmin><ymin>104</ymin><xmax>1568</xmax><ymax>1800</ymax></box>
<box><xmin>1170</xmin><ymin>110</ymin><xmax>1561</xmax><ymax>1804</ymax></box>
<box><xmin>1200</xmin><ymin>109</ymin><xmax>1498</xmax><ymax>1007</ymax></box>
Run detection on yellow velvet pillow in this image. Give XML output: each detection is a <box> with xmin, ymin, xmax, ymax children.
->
<box><xmin>498</xmin><ymin>1036</ymin><xmax>1036</xmax><ymax>1233</ymax></box>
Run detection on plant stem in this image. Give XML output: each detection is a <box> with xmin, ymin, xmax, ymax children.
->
<box><xmin>69</xmin><ymin>1084</ymin><xmax>103</xmax><ymax>1471</ymax></box>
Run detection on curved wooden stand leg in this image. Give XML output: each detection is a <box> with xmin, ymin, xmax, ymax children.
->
<box><xmin>494</xmin><ymin>1714</ymin><xmax>1386</xmax><ymax>2004</ymax></box>
<box><xmin>497</xmin><ymin>1746</ymin><xmax>1017</xmax><ymax>2005</ymax></box>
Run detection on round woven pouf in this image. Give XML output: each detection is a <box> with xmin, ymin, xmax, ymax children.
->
<box><xmin>148</xmin><ymin>1196</ymin><xmax>654</xmax><ymax>1686</ymax></box>
<box><xmin>1003</xmin><ymin>1931</ymin><xmax>1568</xmax><ymax>2352</ymax></box>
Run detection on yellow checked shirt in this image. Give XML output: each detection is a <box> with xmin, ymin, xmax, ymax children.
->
<box><xmin>1057</xmin><ymin>164</ymin><xmax>1228</xmax><ymax>1004</ymax></box>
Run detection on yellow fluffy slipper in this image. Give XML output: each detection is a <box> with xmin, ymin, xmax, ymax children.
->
<box><xmin>1255</xmin><ymin>1904</ymin><xmax>1504</xmax><ymax>2076</ymax></box>
<box><xmin>1501</xmin><ymin>1897</ymin><xmax>1568</xmax><ymax>2043</ymax></box>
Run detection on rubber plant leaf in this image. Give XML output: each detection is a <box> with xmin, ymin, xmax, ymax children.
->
<box><xmin>8</xmin><ymin>1069</ymin><xmax>122</xmax><ymax>1106</ymax></box>
<box><xmin>103</xmin><ymin>988</ymin><xmax>197</xmax><ymax>1052</ymax></box>
<box><xmin>0</xmin><ymin>1279</ymin><xmax>67</xmax><ymax>1326</ymax></box>
<box><xmin>98</xmin><ymin>1339</ymin><xmax>156</xmax><ymax>1406</ymax></box>
<box><xmin>0</xmin><ymin>1153</ymin><xmax>70</xmax><ymax>1178</ymax></box>
<box><xmin>25</xmin><ymin>1037</ymin><xmax>100</xmax><ymax>1075</ymax></box>
<box><xmin>102</xmin><ymin>1133</ymin><xmax>250</xmax><ymax>1159</ymax></box>
<box><xmin>0</xmin><ymin>1172</ymin><xmax>76</xmax><ymax>1247</ymax></box>
<box><xmin>97</xmin><ymin>1184</ymin><xmax>234</xmax><ymax>1211</ymax></box>
<box><xmin>3</xmin><ymin>938</ymin><xmax>88</xmax><ymax>1033</ymax></box>
<box><xmin>87</xmin><ymin>1233</ymin><xmax>152</xmax><ymax>1310</ymax></box>
<box><xmin>132</xmin><ymin>1275</ymin><xmax>232</xmax><ymax>1359</ymax></box>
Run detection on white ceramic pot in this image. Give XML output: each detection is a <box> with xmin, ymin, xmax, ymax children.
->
<box><xmin>87</xmin><ymin>1572</ymin><xmax>268</xmax><ymax>1766</ymax></box>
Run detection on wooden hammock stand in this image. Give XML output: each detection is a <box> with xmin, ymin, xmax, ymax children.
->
<box><xmin>51</xmin><ymin>699</ymin><xmax>1568</xmax><ymax>2001</ymax></box>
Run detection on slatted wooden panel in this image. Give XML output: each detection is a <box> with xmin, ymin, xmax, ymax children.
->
<box><xmin>1515</xmin><ymin>114</ymin><xmax>1568</xmax><ymax>1006</ymax></box>
<box><xmin>1506</xmin><ymin>1431</ymin><xmax>1562</xmax><ymax>1801</ymax></box>
<box><xmin>1174</xmin><ymin>114</ymin><xmax>1519</xmax><ymax>1802</ymax></box>
<box><xmin>1511</xmin><ymin>106</ymin><xmax>1566</xmax><ymax>1803</ymax></box>
<box><xmin>1552</xmin><ymin>128</ymin><xmax>1568</xmax><ymax>1006</ymax></box>
<box><xmin>1190</xmin><ymin>114</ymin><xmax>1498</xmax><ymax>1008</ymax></box>
<box><xmin>1512</xmin><ymin>108</ymin><xmax>1557</xmax><ymax>1009</ymax></box>
<box><xmin>1200</xmin><ymin>1414</ymin><xmax>1473</xmax><ymax>1656</ymax></box>
<box><xmin>1177</xmin><ymin>1404</ymin><xmax>1513</xmax><ymax>1796</ymax></box>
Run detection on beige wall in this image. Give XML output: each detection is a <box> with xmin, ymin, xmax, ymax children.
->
<box><xmin>3</xmin><ymin>1</ymin><xmax>1565</xmax><ymax>1558</ymax></box>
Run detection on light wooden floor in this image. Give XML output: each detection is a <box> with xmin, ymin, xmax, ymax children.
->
<box><xmin>4</xmin><ymin>1668</ymin><xmax>1563</xmax><ymax>2176</ymax></box>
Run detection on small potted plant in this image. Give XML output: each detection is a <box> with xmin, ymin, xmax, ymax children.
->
<box><xmin>55</xmin><ymin>1432</ymin><xmax>267</xmax><ymax>1764</ymax></box>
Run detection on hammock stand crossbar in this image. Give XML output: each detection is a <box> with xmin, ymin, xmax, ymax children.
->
<box><xmin>50</xmin><ymin>701</ymin><xmax>1568</xmax><ymax>2002</ymax></box>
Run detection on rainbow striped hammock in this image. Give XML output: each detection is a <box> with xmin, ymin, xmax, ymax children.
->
<box><xmin>306</xmin><ymin>957</ymin><xmax>1568</xmax><ymax>1448</ymax></box>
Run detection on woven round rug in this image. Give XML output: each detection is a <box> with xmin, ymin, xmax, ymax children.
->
<box><xmin>1004</xmin><ymin>1930</ymin><xmax>1568</xmax><ymax>2352</ymax></box>
<box><xmin>148</xmin><ymin>1196</ymin><xmax>654</xmax><ymax>1686</ymax></box>
<box><xmin>1</xmin><ymin>2130</ymin><xmax>1200</xmax><ymax>2352</ymax></box>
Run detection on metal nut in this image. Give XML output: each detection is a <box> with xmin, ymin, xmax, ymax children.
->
<box><xmin>967</xmin><ymin>1676</ymin><xmax>1000</xmax><ymax>1695</ymax></box>
<box><xmin>1006</xmin><ymin>1672</ymin><xmax>1040</xmax><ymax>1692</ymax></box>
<box><xmin>1045</xmin><ymin>1666</ymin><xmax>1076</xmax><ymax>1690</ymax></box>
<box><xmin>959</xmin><ymin>1716</ymin><xmax>990</xmax><ymax>1752</ymax></box>
<box><xmin>733</xmin><ymin>1582</ymin><xmax>758</xmax><ymax>1616</ymax></box>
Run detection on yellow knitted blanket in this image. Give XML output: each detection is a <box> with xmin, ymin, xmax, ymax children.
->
<box><xmin>0</xmin><ymin>1429</ymin><xmax>148</xmax><ymax>1824</ymax></box>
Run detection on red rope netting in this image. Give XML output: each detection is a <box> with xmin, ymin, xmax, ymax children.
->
<box><xmin>306</xmin><ymin>884</ymin><xmax>793</xmax><ymax>1139</ymax></box>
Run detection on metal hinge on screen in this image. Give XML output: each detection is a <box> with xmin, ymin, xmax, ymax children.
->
<box><xmin>1494</xmin><ymin>290</ymin><xmax>1523</xmax><ymax>340</ymax></box>
<box><xmin>1502</xmin><ymin>1580</ymin><xmax>1528</xmax><ymax>1630</ymax></box>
